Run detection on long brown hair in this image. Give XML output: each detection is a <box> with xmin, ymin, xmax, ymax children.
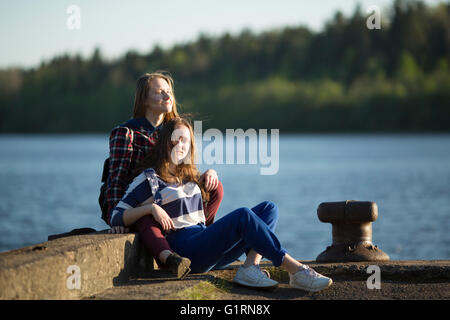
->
<box><xmin>132</xmin><ymin>71</ymin><xmax>180</xmax><ymax>120</ymax></box>
<box><xmin>134</xmin><ymin>117</ymin><xmax>210</xmax><ymax>202</ymax></box>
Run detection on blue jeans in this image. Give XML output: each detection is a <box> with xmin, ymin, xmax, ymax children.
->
<box><xmin>166</xmin><ymin>201</ymin><xmax>287</xmax><ymax>273</ymax></box>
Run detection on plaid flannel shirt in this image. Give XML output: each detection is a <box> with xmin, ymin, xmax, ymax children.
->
<box><xmin>105</xmin><ymin>117</ymin><xmax>161</xmax><ymax>225</ymax></box>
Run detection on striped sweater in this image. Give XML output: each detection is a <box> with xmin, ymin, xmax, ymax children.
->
<box><xmin>110</xmin><ymin>168</ymin><xmax>205</xmax><ymax>229</ymax></box>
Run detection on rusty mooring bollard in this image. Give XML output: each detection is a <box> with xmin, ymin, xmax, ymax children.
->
<box><xmin>316</xmin><ymin>200</ymin><xmax>389</xmax><ymax>262</ymax></box>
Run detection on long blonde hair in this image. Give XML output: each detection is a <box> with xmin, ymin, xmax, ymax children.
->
<box><xmin>132</xmin><ymin>71</ymin><xmax>180</xmax><ymax>120</ymax></box>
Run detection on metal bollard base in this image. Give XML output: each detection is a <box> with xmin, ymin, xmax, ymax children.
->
<box><xmin>316</xmin><ymin>242</ymin><xmax>390</xmax><ymax>262</ymax></box>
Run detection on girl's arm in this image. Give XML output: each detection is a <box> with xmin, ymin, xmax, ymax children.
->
<box><xmin>106</xmin><ymin>127</ymin><xmax>134</xmax><ymax>223</ymax></box>
<box><xmin>122</xmin><ymin>203</ymin><xmax>175</xmax><ymax>231</ymax></box>
<box><xmin>110</xmin><ymin>168</ymin><xmax>175</xmax><ymax>231</ymax></box>
<box><xmin>122</xmin><ymin>203</ymin><xmax>154</xmax><ymax>226</ymax></box>
<box><xmin>110</xmin><ymin>171</ymin><xmax>153</xmax><ymax>227</ymax></box>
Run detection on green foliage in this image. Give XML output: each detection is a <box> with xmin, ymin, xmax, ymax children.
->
<box><xmin>0</xmin><ymin>0</ymin><xmax>449</xmax><ymax>133</ymax></box>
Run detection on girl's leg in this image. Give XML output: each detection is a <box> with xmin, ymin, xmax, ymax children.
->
<box><xmin>246</xmin><ymin>203</ymin><xmax>333</xmax><ymax>291</ymax></box>
<box><xmin>281</xmin><ymin>253</ymin><xmax>304</xmax><ymax>274</ymax></box>
<box><xmin>217</xmin><ymin>201</ymin><xmax>279</xmax><ymax>269</ymax></box>
<box><xmin>132</xmin><ymin>215</ymin><xmax>191</xmax><ymax>278</ymax></box>
<box><xmin>249</xmin><ymin>201</ymin><xmax>279</xmax><ymax>231</ymax></box>
<box><xmin>204</xmin><ymin>181</ymin><xmax>224</xmax><ymax>226</ymax></box>
<box><xmin>167</xmin><ymin>202</ymin><xmax>286</xmax><ymax>273</ymax></box>
<box><xmin>132</xmin><ymin>215</ymin><xmax>172</xmax><ymax>262</ymax></box>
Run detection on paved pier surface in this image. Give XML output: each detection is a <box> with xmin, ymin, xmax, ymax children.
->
<box><xmin>0</xmin><ymin>231</ymin><xmax>448</xmax><ymax>300</ymax></box>
<box><xmin>89</xmin><ymin>260</ymin><xmax>449</xmax><ymax>300</ymax></box>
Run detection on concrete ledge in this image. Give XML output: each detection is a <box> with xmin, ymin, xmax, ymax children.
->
<box><xmin>1</xmin><ymin>232</ymin><xmax>449</xmax><ymax>300</ymax></box>
<box><xmin>309</xmin><ymin>260</ymin><xmax>450</xmax><ymax>282</ymax></box>
<box><xmin>0</xmin><ymin>231</ymin><xmax>156</xmax><ymax>299</ymax></box>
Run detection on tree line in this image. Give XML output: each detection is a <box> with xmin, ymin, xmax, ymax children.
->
<box><xmin>0</xmin><ymin>0</ymin><xmax>449</xmax><ymax>133</ymax></box>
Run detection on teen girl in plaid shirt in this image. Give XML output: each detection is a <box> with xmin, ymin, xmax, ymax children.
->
<box><xmin>104</xmin><ymin>72</ymin><xmax>223</xmax><ymax>278</ymax></box>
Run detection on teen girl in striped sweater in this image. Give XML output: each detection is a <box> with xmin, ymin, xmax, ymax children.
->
<box><xmin>111</xmin><ymin>117</ymin><xmax>333</xmax><ymax>292</ymax></box>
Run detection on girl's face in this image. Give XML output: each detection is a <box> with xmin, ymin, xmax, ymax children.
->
<box><xmin>170</xmin><ymin>124</ymin><xmax>192</xmax><ymax>165</ymax></box>
<box><xmin>146</xmin><ymin>77</ymin><xmax>173</xmax><ymax>115</ymax></box>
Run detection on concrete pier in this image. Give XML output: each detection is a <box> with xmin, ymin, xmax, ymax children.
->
<box><xmin>0</xmin><ymin>231</ymin><xmax>448</xmax><ymax>300</ymax></box>
<box><xmin>0</xmin><ymin>230</ymin><xmax>156</xmax><ymax>299</ymax></box>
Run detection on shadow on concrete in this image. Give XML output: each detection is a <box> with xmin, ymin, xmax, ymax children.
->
<box><xmin>112</xmin><ymin>234</ymin><xmax>159</xmax><ymax>286</ymax></box>
<box><xmin>113</xmin><ymin>239</ymin><xmax>135</xmax><ymax>286</ymax></box>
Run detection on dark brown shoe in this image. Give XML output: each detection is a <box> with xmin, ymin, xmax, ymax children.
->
<box><xmin>166</xmin><ymin>253</ymin><xmax>191</xmax><ymax>280</ymax></box>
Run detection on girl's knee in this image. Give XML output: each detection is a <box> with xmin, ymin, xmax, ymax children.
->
<box><xmin>234</xmin><ymin>207</ymin><xmax>253</xmax><ymax>217</ymax></box>
<box><xmin>262</xmin><ymin>200</ymin><xmax>277</xmax><ymax>211</ymax></box>
<box><xmin>261</xmin><ymin>201</ymin><xmax>279</xmax><ymax>217</ymax></box>
<box><xmin>229</xmin><ymin>207</ymin><xmax>255</xmax><ymax>225</ymax></box>
<box><xmin>231</xmin><ymin>204</ymin><xmax>278</xmax><ymax>226</ymax></box>
<box><xmin>259</xmin><ymin>201</ymin><xmax>279</xmax><ymax>227</ymax></box>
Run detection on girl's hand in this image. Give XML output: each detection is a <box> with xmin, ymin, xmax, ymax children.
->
<box><xmin>151</xmin><ymin>203</ymin><xmax>175</xmax><ymax>231</ymax></box>
<box><xmin>200</xmin><ymin>169</ymin><xmax>219</xmax><ymax>191</ymax></box>
<box><xmin>108</xmin><ymin>226</ymin><xmax>130</xmax><ymax>234</ymax></box>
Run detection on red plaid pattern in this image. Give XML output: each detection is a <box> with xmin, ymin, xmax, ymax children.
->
<box><xmin>105</xmin><ymin>124</ymin><xmax>159</xmax><ymax>225</ymax></box>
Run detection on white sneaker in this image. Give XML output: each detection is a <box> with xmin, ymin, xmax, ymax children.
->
<box><xmin>289</xmin><ymin>265</ymin><xmax>333</xmax><ymax>292</ymax></box>
<box><xmin>233</xmin><ymin>265</ymin><xmax>279</xmax><ymax>289</ymax></box>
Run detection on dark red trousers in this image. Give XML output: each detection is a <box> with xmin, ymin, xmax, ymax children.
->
<box><xmin>131</xmin><ymin>181</ymin><xmax>224</xmax><ymax>260</ymax></box>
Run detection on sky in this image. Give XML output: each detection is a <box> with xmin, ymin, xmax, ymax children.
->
<box><xmin>0</xmin><ymin>0</ymin><xmax>446</xmax><ymax>69</ymax></box>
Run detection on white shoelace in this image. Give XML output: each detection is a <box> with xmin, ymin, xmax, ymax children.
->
<box><xmin>299</xmin><ymin>265</ymin><xmax>322</xmax><ymax>279</ymax></box>
<box><xmin>248</xmin><ymin>265</ymin><xmax>267</xmax><ymax>280</ymax></box>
